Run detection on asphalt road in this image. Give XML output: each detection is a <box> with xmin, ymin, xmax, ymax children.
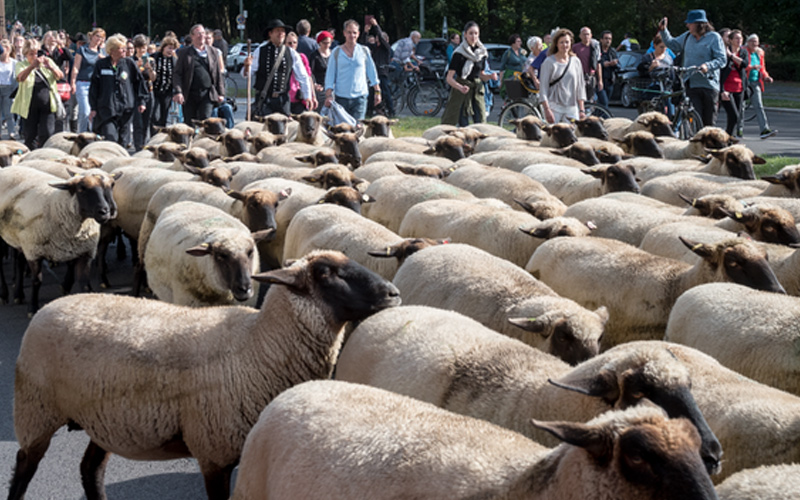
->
<box><xmin>0</xmin><ymin>77</ymin><xmax>798</xmax><ymax>499</ymax></box>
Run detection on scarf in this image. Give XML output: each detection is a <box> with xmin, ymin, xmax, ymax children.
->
<box><xmin>453</xmin><ymin>40</ymin><xmax>488</xmax><ymax>79</ymax></box>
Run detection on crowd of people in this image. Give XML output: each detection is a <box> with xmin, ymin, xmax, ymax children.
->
<box><xmin>0</xmin><ymin>10</ymin><xmax>780</xmax><ymax>151</ymax></box>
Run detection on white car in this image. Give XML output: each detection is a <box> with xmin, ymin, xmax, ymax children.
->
<box><xmin>226</xmin><ymin>43</ymin><xmax>253</xmax><ymax>72</ymax></box>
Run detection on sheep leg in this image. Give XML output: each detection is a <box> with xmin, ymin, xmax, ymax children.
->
<box><xmin>61</xmin><ymin>260</ymin><xmax>76</xmax><ymax>295</ymax></box>
<box><xmin>12</xmin><ymin>249</ymin><xmax>26</xmax><ymax>305</ymax></box>
<box><xmin>132</xmin><ymin>262</ymin><xmax>147</xmax><ymax>297</ymax></box>
<box><xmin>0</xmin><ymin>238</ymin><xmax>8</xmax><ymax>304</ymax></box>
<box><xmin>199</xmin><ymin>461</ymin><xmax>235</xmax><ymax>500</ymax></box>
<box><xmin>26</xmin><ymin>258</ymin><xmax>43</xmax><ymax>317</ymax></box>
<box><xmin>80</xmin><ymin>440</ymin><xmax>110</xmax><ymax>500</ymax></box>
<box><xmin>96</xmin><ymin>225</ymin><xmax>117</xmax><ymax>289</ymax></box>
<box><xmin>7</xmin><ymin>438</ymin><xmax>52</xmax><ymax>500</ymax></box>
<box><xmin>128</xmin><ymin>235</ymin><xmax>140</xmax><ymax>267</ymax></box>
<box><xmin>114</xmin><ymin>230</ymin><xmax>127</xmax><ymax>262</ymax></box>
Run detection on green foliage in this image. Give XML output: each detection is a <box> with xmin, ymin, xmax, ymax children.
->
<box><xmin>755</xmin><ymin>155</ymin><xmax>800</xmax><ymax>178</ymax></box>
<box><xmin>391</xmin><ymin>116</ymin><xmax>441</xmax><ymax>137</ymax></box>
<box><xmin>767</xmin><ymin>55</ymin><xmax>800</xmax><ymax>82</ymax></box>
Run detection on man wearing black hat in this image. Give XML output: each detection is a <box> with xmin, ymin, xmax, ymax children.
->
<box><xmin>242</xmin><ymin>19</ymin><xmax>312</xmax><ymax>116</ymax></box>
<box><xmin>659</xmin><ymin>10</ymin><xmax>726</xmax><ymax>128</ymax></box>
<box><xmin>173</xmin><ymin>24</ymin><xmax>226</xmax><ymax>123</ymax></box>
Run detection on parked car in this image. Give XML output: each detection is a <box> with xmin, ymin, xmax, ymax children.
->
<box><xmin>609</xmin><ymin>50</ymin><xmax>646</xmax><ymax>107</ymax></box>
<box><xmin>484</xmin><ymin>43</ymin><xmax>511</xmax><ymax>72</ymax></box>
<box><xmin>390</xmin><ymin>38</ymin><xmax>449</xmax><ymax>80</ymax></box>
<box><xmin>227</xmin><ymin>42</ymin><xmax>253</xmax><ymax>72</ymax></box>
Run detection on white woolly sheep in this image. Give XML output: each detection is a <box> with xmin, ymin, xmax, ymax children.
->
<box><xmin>639</xmin><ymin>222</ymin><xmax>737</xmax><ymax>264</ymax></box>
<box><xmin>575</xmin><ymin>136</ymin><xmax>628</xmax><ymax>163</ymax></box>
<box><xmin>231</xmin><ymin>380</ymin><xmax>717</xmax><ymax>500</ymax></box>
<box><xmin>358</xmin><ymin>136</ymin><xmax>429</xmax><ymax>162</ymax></box>
<box><xmin>445</xmin><ymin>163</ymin><xmax>567</xmax><ymax>219</ymax></box>
<box><xmin>759</xmin><ymin>164</ymin><xmax>800</xmax><ymax>197</ymax></box>
<box><xmin>7</xmin><ymin>250</ymin><xmax>401</xmax><ymax>500</ymax></box>
<box><xmin>257</xmin><ymin>145</ymin><xmax>338</xmax><ymax>169</ymax></box>
<box><xmin>716</xmin><ymin>464</ymin><xmax>800</xmax><ymax>500</ymax></box>
<box><xmin>398</xmin><ymin>199</ymin><xmax>545</xmax><ymax>267</ymax></box>
<box><xmin>640</xmin><ymin>172</ymin><xmax>768</xmax><ymax>207</ymax></box>
<box><xmin>77</xmin><ymin>140</ymin><xmax>130</xmax><ymax>163</ymax></box>
<box><xmin>574</xmin><ymin>115</ymin><xmax>610</xmax><ymax>140</ymax></box>
<box><xmin>18</xmin><ymin>147</ymin><xmax>70</xmax><ymax>162</ymax></box>
<box><xmin>360</xmin><ymin>175</ymin><xmax>475</xmax><ymax>232</ymax></box>
<box><xmin>337</xmin><ymin>305</ymin><xmax>722</xmax><ymax>471</ymax></box>
<box><xmin>659</xmin><ymin>126</ymin><xmax>734</xmax><ymax>160</ymax></box>
<box><xmin>469</xmin><ymin>149</ymin><xmax>586</xmax><ymax>170</ymax></box>
<box><xmin>392</xmin><ymin>243</ymin><xmax>607</xmax><ymax>364</ymax></box>
<box><xmin>0</xmin><ymin>167</ymin><xmax>118</xmax><ymax>314</ymax></box>
<box><xmin>287</xmin><ymin>111</ymin><xmax>327</xmax><ymax>145</ymax></box>
<box><xmin>421</xmin><ymin>134</ymin><xmax>471</xmax><ymax>161</ymax></box>
<box><xmin>527</xmin><ymin>236</ymin><xmax>786</xmax><ymax>349</ymax></box>
<box><xmin>614</xmin><ymin>130</ymin><xmax>664</xmax><ymax>158</ymax></box>
<box><xmin>360</xmin><ymin>115</ymin><xmax>397</xmax><ymax>138</ymax></box>
<box><xmin>604</xmin><ymin>111</ymin><xmax>675</xmax><ymax>141</ymax></box>
<box><xmin>680</xmin><ymin>194</ymin><xmax>747</xmax><ymax>218</ymax></box>
<box><xmin>144</xmin><ymin>201</ymin><xmax>271</xmax><ymax>306</ymax></box>
<box><xmin>665</xmin><ymin>282</ymin><xmax>800</xmax><ymax>396</ymax></box>
<box><xmin>637</xmin><ymin>145</ymin><xmax>763</xmax><ymax>184</ymax></box>
<box><xmin>608</xmin><ymin>340</ymin><xmax>800</xmax><ymax>483</ymax></box>
<box><xmin>365</xmin><ymin>150</ymin><xmax>454</xmax><ymax>168</ymax></box>
<box><xmin>522</xmin><ymin>163</ymin><xmax>640</xmax><ymax>205</ymax></box>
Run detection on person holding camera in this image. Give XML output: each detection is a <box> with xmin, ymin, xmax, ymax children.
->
<box><xmin>11</xmin><ymin>38</ymin><xmax>64</xmax><ymax>150</ymax></box>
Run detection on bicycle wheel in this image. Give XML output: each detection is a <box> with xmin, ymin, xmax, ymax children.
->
<box><xmin>585</xmin><ymin>102</ymin><xmax>613</xmax><ymax>119</ymax></box>
<box><xmin>675</xmin><ymin>108</ymin><xmax>703</xmax><ymax>140</ymax></box>
<box><xmin>225</xmin><ymin>76</ymin><xmax>239</xmax><ymax>112</ymax></box>
<box><xmin>742</xmin><ymin>98</ymin><xmax>757</xmax><ymax>122</ymax></box>
<box><xmin>387</xmin><ymin>79</ymin><xmax>405</xmax><ymax>114</ymax></box>
<box><xmin>498</xmin><ymin>101</ymin><xmax>541</xmax><ymax>132</ymax></box>
<box><xmin>408</xmin><ymin>83</ymin><xmax>445</xmax><ymax>116</ymax></box>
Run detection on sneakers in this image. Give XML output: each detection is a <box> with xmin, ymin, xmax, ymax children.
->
<box><xmin>736</xmin><ymin>127</ymin><xmax>744</xmax><ymax>138</ymax></box>
<box><xmin>760</xmin><ymin>128</ymin><xmax>777</xmax><ymax>139</ymax></box>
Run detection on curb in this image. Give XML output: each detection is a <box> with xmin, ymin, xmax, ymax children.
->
<box><xmin>765</xmin><ymin>107</ymin><xmax>800</xmax><ymax>114</ymax></box>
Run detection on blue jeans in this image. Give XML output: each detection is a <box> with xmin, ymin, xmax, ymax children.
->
<box><xmin>212</xmin><ymin>102</ymin><xmax>235</xmax><ymax>129</ymax></box>
<box><xmin>76</xmin><ymin>80</ymin><xmax>92</xmax><ymax>133</ymax></box>
<box><xmin>596</xmin><ymin>84</ymin><xmax>612</xmax><ymax>107</ymax></box>
<box><xmin>336</xmin><ymin>95</ymin><xmax>368</xmax><ymax>121</ymax></box>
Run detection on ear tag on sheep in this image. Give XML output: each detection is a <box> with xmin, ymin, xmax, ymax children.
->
<box><xmin>317</xmin><ymin>199</ymin><xmax>325</xmax><ymax>204</ymax></box>
<box><xmin>15</xmin><ymin>149</ymin><xmax>24</xmax><ymax>155</ymax></box>
<box><xmin>385</xmin><ymin>247</ymin><xmax>392</xmax><ymax>256</ymax></box>
<box><xmin>691</xmin><ymin>243</ymin><xmax>703</xmax><ymax>251</ymax></box>
<box><xmin>195</xmin><ymin>128</ymin><xmax>201</xmax><ymax>135</ymax></box>
<box><xmin>735</xmin><ymin>212</ymin><xmax>743</xmax><ymax>219</ymax></box>
<box><xmin>691</xmin><ymin>199</ymin><xmax>697</xmax><ymax>207</ymax></box>
<box><xmin>587</xmin><ymin>221</ymin><xmax>597</xmax><ymax>230</ymax></box>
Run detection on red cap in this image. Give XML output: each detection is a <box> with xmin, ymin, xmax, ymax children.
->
<box><xmin>316</xmin><ymin>31</ymin><xmax>334</xmax><ymax>44</ymax></box>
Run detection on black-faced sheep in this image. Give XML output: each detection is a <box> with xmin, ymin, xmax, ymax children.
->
<box><xmin>392</xmin><ymin>243</ymin><xmax>607</xmax><ymax>364</ymax></box>
<box><xmin>360</xmin><ymin>115</ymin><xmax>397</xmax><ymax>138</ymax></box>
<box><xmin>337</xmin><ymin>305</ymin><xmax>723</xmax><ymax>473</ymax></box>
<box><xmin>231</xmin><ymin>380</ymin><xmax>717</xmax><ymax>500</ymax></box>
<box><xmin>604</xmin><ymin>111</ymin><xmax>675</xmax><ymax>140</ymax></box>
<box><xmin>8</xmin><ymin>250</ymin><xmax>401</xmax><ymax>500</ymax></box>
<box><xmin>521</xmin><ymin>163</ymin><xmax>640</xmax><ymax>205</ymax></box>
<box><xmin>614</xmin><ymin>130</ymin><xmax>664</xmax><ymax>158</ymax></box>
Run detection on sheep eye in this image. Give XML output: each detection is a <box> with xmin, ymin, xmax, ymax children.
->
<box><xmin>627</xmin><ymin>455</ymin><xmax>644</xmax><ymax>465</ymax></box>
<box><xmin>631</xmin><ymin>391</ymin><xmax>644</xmax><ymax>399</ymax></box>
<box><xmin>608</xmin><ymin>172</ymin><xmax>616</xmax><ymax>177</ymax></box>
<box><xmin>726</xmin><ymin>258</ymin><xmax>740</xmax><ymax>268</ymax></box>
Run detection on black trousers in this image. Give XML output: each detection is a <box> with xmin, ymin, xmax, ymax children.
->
<box><xmin>151</xmin><ymin>92</ymin><xmax>173</xmax><ymax>132</ymax></box>
<box><xmin>183</xmin><ymin>96</ymin><xmax>214</xmax><ymax>124</ymax></box>
<box><xmin>720</xmin><ymin>91</ymin><xmax>743</xmax><ymax>136</ymax></box>
<box><xmin>24</xmin><ymin>87</ymin><xmax>55</xmax><ymax>150</ymax></box>
<box><xmin>257</xmin><ymin>93</ymin><xmax>290</xmax><ymax>117</ymax></box>
<box><xmin>686</xmin><ymin>84</ymin><xmax>719</xmax><ymax>129</ymax></box>
<box><xmin>133</xmin><ymin>92</ymin><xmax>153</xmax><ymax>151</ymax></box>
<box><xmin>95</xmin><ymin>109</ymin><xmax>134</xmax><ymax>147</ymax></box>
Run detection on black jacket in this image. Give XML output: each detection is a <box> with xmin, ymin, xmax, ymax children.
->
<box><xmin>720</xmin><ymin>46</ymin><xmax>748</xmax><ymax>93</ymax></box>
<box><xmin>89</xmin><ymin>57</ymin><xmax>147</xmax><ymax>124</ymax></box>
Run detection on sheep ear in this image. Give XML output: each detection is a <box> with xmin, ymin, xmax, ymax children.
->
<box><xmin>761</xmin><ymin>173</ymin><xmax>789</xmax><ymax>186</ymax></box>
<box><xmin>251</xmin><ymin>228</ymin><xmax>277</xmax><ymax>243</ymax></box>
<box><xmin>680</xmin><ymin>237</ymin><xmax>714</xmax><ymax>259</ymax></box>
<box><xmin>302</xmin><ymin>175</ymin><xmax>320</xmax><ymax>184</ymax></box>
<box><xmin>530</xmin><ymin>419</ymin><xmax>610</xmax><ymax>460</ymax></box>
<box><xmin>718</xmin><ymin>207</ymin><xmax>751</xmax><ymax>224</ymax></box>
<box><xmin>295</xmin><ymin>154</ymin><xmax>314</xmax><ymax>164</ymax></box>
<box><xmin>594</xmin><ymin>306</ymin><xmax>609</xmax><ymax>324</ymax></box>
<box><xmin>752</xmin><ymin>155</ymin><xmax>767</xmax><ymax>165</ymax></box>
<box><xmin>550</xmin><ymin>148</ymin><xmax>567</xmax><ymax>157</ymax></box>
<box><xmin>422</xmin><ymin>147</ymin><xmax>435</xmax><ymax>156</ymax></box>
<box><xmin>368</xmin><ymin>246</ymin><xmax>400</xmax><ymax>258</ymax></box>
<box><xmin>361</xmin><ymin>194</ymin><xmax>376</xmax><ymax>203</ymax></box>
<box><xmin>252</xmin><ymin>266</ymin><xmax>306</xmax><ymax>290</ymax></box>
<box><xmin>395</xmin><ymin>164</ymin><xmax>415</xmax><ymax>175</ymax></box>
<box><xmin>228</xmin><ymin>166</ymin><xmax>240</xmax><ymax>176</ymax></box>
<box><xmin>184</xmin><ymin>164</ymin><xmax>202</xmax><ymax>175</ymax></box>
<box><xmin>548</xmin><ymin>369</ymin><xmax>620</xmax><ymax>406</ymax></box>
<box><xmin>581</xmin><ymin>168</ymin><xmax>604</xmax><ymax>179</ymax></box>
<box><xmin>49</xmin><ymin>180</ymin><xmax>74</xmax><ymax>191</ymax></box>
<box><xmin>186</xmin><ymin>243</ymin><xmax>212</xmax><ymax>256</ymax></box>
<box><xmin>507</xmin><ymin>317</ymin><xmax>548</xmax><ymax>335</ymax></box>
<box><xmin>226</xmin><ymin>189</ymin><xmax>246</xmax><ymax>201</ymax></box>
<box><xmin>519</xmin><ymin>226</ymin><xmax>549</xmax><ymax>239</ymax></box>
<box><xmin>355</xmin><ymin>126</ymin><xmax>366</xmax><ymax>138</ymax></box>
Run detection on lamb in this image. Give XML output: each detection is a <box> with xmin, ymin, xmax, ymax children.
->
<box><xmin>283</xmin><ymin>204</ymin><xmax>435</xmax><ymax>280</ymax></box>
<box><xmin>398</xmin><ymin>199</ymin><xmax>545</xmax><ymax>267</ymax></box>
<box><xmin>336</xmin><ymin>305</ymin><xmax>722</xmax><ymax>472</ymax></box>
<box><xmin>608</xmin><ymin>340</ymin><xmax>800</xmax><ymax>482</ymax></box>
<box><xmin>7</xmin><ymin>250</ymin><xmax>401</xmax><ymax>500</ymax></box>
<box><xmin>665</xmin><ymin>282</ymin><xmax>800</xmax><ymax>396</ymax></box>
<box><xmin>392</xmin><ymin>243</ymin><xmax>607</xmax><ymax>364</ymax></box>
<box><xmin>521</xmin><ymin>163</ymin><xmax>640</xmax><ymax>205</ymax></box>
<box><xmin>0</xmin><ymin>167</ymin><xmax>118</xmax><ymax>314</ymax></box>
<box><xmin>526</xmin><ymin>236</ymin><xmax>786</xmax><ymax>348</ymax></box>
<box><xmin>143</xmin><ymin>201</ymin><xmax>272</xmax><ymax>306</ymax></box>
<box><xmin>604</xmin><ymin>111</ymin><xmax>675</xmax><ymax>141</ymax></box>
<box><xmin>231</xmin><ymin>380</ymin><xmax>717</xmax><ymax>500</ymax></box>
<box><xmin>716</xmin><ymin>464</ymin><xmax>800</xmax><ymax>499</ymax></box>
<box><xmin>614</xmin><ymin>130</ymin><xmax>664</xmax><ymax>158</ymax></box>
<box><xmin>361</xmin><ymin>175</ymin><xmax>475</xmax><ymax>232</ymax></box>
<box><xmin>659</xmin><ymin>126</ymin><xmax>734</xmax><ymax>160</ymax></box>
<box><xmin>360</xmin><ymin>115</ymin><xmax>397</xmax><ymax>138</ymax></box>
<box><xmin>444</xmin><ymin>163</ymin><xmax>567</xmax><ymax>219</ymax></box>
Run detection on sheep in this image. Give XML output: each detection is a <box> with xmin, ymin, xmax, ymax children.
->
<box><xmin>471</xmin><ymin>135</ymin><xmax>537</xmax><ymax>153</ymax></box>
<box><xmin>510</xmin><ymin>114</ymin><xmax>544</xmax><ymax>141</ymax></box>
<box><xmin>466</xmin><ymin>122</ymin><xmax>517</xmax><ymax>136</ymax></box>
<box><xmin>639</xmin><ymin>222</ymin><xmax>738</xmax><ymax>264</ymax></box>
<box><xmin>739</xmin><ymin>195</ymin><xmax>800</xmax><ymax>221</ymax></box>
<box><xmin>336</xmin><ymin>305</ymin><xmax>722</xmax><ymax>472</ymax></box>
<box><xmin>714</xmin><ymin>203</ymin><xmax>800</xmax><ymax>245</ymax></box>
<box><xmin>0</xmin><ymin>167</ymin><xmax>118</xmax><ymax>314</ymax></box>
<box><xmin>325</xmin><ymin>131</ymin><xmax>363</xmax><ymax>168</ymax></box>
<box><xmin>148</xmin><ymin>122</ymin><xmax>196</xmax><ymax>146</ymax></box>
<box><xmin>361</xmin><ymin>175</ymin><xmax>475</xmax><ymax>232</ymax></box>
<box><xmin>9</xmin><ymin>159</ymin><xmax>80</xmax><ymax>179</ymax></box>
<box><xmin>358</xmin><ymin>136</ymin><xmax>429</xmax><ymax>162</ymax></box>
<box><xmin>398</xmin><ymin>199</ymin><xmax>547</xmax><ymax>267</ymax></box>
<box><xmin>18</xmin><ymin>147</ymin><xmax>70</xmax><ymax>162</ymax></box>
<box><xmin>192</xmin><ymin>116</ymin><xmax>228</xmax><ymax>137</ymax></box>
<box><xmin>231</xmin><ymin>380</ymin><xmax>717</xmax><ymax>500</ymax></box>
<box><xmin>716</xmin><ymin>464</ymin><xmax>800</xmax><ymax>500</ymax></box>
<box><xmin>665</xmin><ymin>282</ymin><xmax>800</xmax><ymax>396</ymax></box>
<box><xmin>614</xmin><ymin>130</ymin><xmax>664</xmax><ymax>158</ymax></box>
<box><xmin>393</xmin><ymin>162</ymin><xmax>448</xmax><ymax>179</ymax></box>
<box><xmin>352</xmin><ymin>161</ymin><xmax>417</xmax><ymax>182</ymax></box>
<box><xmin>604</xmin><ymin>111</ymin><xmax>675</xmax><ymax>141</ymax></box>
<box><xmin>262</xmin><ymin>112</ymin><xmax>294</xmax><ymax>136</ymax></box>
<box><xmin>257</xmin><ymin>145</ymin><xmax>338</xmax><ymax>169</ymax></box>
<box><xmin>522</xmin><ymin>163</ymin><xmax>640</xmax><ymax>205</ymax></box>
<box><xmin>603</xmin><ymin>191</ymin><xmax>686</xmax><ymax>212</ymax></box>
<box><xmin>78</xmin><ymin>140</ymin><xmax>130</xmax><ymax>163</ymax></box>
<box><xmin>562</xmin><ymin>196</ymin><xmax>708</xmax><ymax>246</ymax></box>
<box><xmin>360</xmin><ymin>115</ymin><xmax>396</xmax><ymax>138</ymax></box>
<box><xmin>419</xmin><ymin>135</ymin><xmax>470</xmax><ymax>161</ymax></box>
<box><xmin>444</xmin><ymin>127</ymin><xmax>487</xmax><ymax>150</ymax></box>
<box><xmin>680</xmin><ymin>193</ymin><xmax>747</xmax><ymax>218</ymax></box>
<box><xmin>539</xmin><ymin>122</ymin><xmax>579</xmax><ymax>147</ymax></box>
<box><xmin>636</xmin><ymin>145</ymin><xmax>763</xmax><ymax>184</ymax></box>
<box><xmin>759</xmin><ymin>164</ymin><xmax>800</xmax><ymax>197</ymax></box>
<box><xmin>41</xmin><ymin>131</ymin><xmax>104</xmax><ymax>155</ymax></box>
<box><xmin>608</xmin><ymin>341</ymin><xmax>800</xmax><ymax>482</ymax></box>
<box><xmin>519</xmin><ymin>216</ymin><xmax>596</xmax><ymax>239</ymax></box>
<box><xmin>143</xmin><ymin>201</ymin><xmax>272</xmax><ymax>306</ymax></box>
<box><xmin>575</xmin><ymin>136</ymin><xmax>628</xmax><ymax>163</ymax></box>
<box><xmin>365</xmin><ymin>150</ymin><xmax>453</xmax><ymax>168</ymax></box>
<box><xmin>574</xmin><ymin>115</ymin><xmax>609</xmax><ymax>140</ymax></box>
<box><xmin>526</xmin><ymin>236</ymin><xmax>786</xmax><ymax>349</ymax></box>
<box><xmin>641</xmin><ymin>172</ymin><xmax>768</xmax><ymax>207</ymax></box>
<box><xmin>548</xmin><ymin>141</ymin><xmax>601</xmax><ymax>165</ymax></box>
<box><xmin>143</xmin><ymin>141</ymin><xmax>188</xmax><ymax>162</ymax></box>
<box><xmin>7</xmin><ymin>249</ymin><xmax>401</xmax><ymax>500</ymax></box>
<box><xmin>444</xmin><ymin>163</ymin><xmax>567</xmax><ymax>219</ymax></box>
<box><xmin>246</xmin><ymin>130</ymin><xmax>284</xmax><ymax>153</ymax></box>
<box><xmin>288</xmin><ymin>110</ymin><xmax>326</xmax><ymax>146</ymax></box>
<box><xmin>283</xmin><ymin>204</ymin><xmax>431</xmax><ymax>280</ymax></box>
<box><xmin>469</xmin><ymin>149</ymin><xmax>586</xmax><ymax>170</ymax></box>
<box><xmin>659</xmin><ymin>126</ymin><xmax>734</xmax><ymax>160</ymax></box>
<box><xmin>393</xmin><ymin>243</ymin><xmax>607</xmax><ymax>364</ymax></box>
<box><xmin>421</xmin><ymin>123</ymin><xmax>458</xmax><ymax>141</ymax></box>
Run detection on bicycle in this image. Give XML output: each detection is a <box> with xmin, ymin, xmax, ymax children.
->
<box><xmin>383</xmin><ymin>63</ymin><xmax>446</xmax><ymax>117</ymax></box>
<box><xmin>632</xmin><ymin>66</ymin><xmax>703</xmax><ymax>140</ymax></box>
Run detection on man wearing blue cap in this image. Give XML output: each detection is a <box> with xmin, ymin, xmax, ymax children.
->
<box><xmin>659</xmin><ymin>10</ymin><xmax>726</xmax><ymax>128</ymax></box>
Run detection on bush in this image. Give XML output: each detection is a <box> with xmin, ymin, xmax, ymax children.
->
<box><xmin>766</xmin><ymin>54</ymin><xmax>800</xmax><ymax>81</ymax></box>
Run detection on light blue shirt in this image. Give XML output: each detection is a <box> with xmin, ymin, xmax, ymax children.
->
<box><xmin>324</xmin><ymin>44</ymin><xmax>379</xmax><ymax>99</ymax></box>
<box><xmin>659</xmin><ymin>28</ymin><xmax>726</xmax><ymax>91</ymax></box>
